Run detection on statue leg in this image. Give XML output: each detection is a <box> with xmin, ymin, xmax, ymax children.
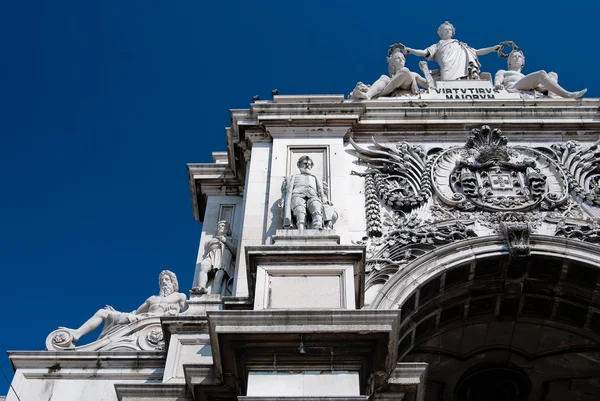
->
<box><xmin>293</xmin><ymin>198</ymin><xmax>308</xmax><ymax>229</ymax></box>
<box><xmin>513</xmin><ymin>71</ymin><xmax>586</xmax><ymax>98</ymax></box>
<box><xmin>380</xmin><ymin>70</ymin><xmax>415</xmax><ymax>96</ymax></box>
<box><xmin>212</xmin><ymin>269</ymin><xmax>227</xmax><ymax>295</ymax></box>
<box><xmin>66</xmin><ymin>309</ymin><xmax>110</xmax><ymax>342</ymax></box>
<box><xmin>196</xmin><ymin>259</ymin><xmax>212</xmax><ymax>294</ymax></box>
<box><xmin>366</xmin><ymin>75</ymin><xmax>391</xmax><ymax>99</ymax></box>
<box><xmin>294</xmin><ymin>210</ymin><xmax>307</xmax><ymax>230</ymax></box>
<box><xmin>307</xmin><ymin>199</ymin><xmax>324</xmax><ymax>229</ymax></box>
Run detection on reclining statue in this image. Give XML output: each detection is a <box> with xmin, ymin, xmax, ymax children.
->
<box><xmin>351</xmin><ymin>46</ymin><xmax>428</xmax><ymax>99</ymax></box>
<box><xmin>494</xmin><ymin>50</ymin><xmax>586</xmax><ymax>99</ymax></box>
<box><xmin>59</xmin><ymin>270</ymin><xmax>187</xmax><ymax>344</ymax></box>
<box><xmin>402</xmin><ymin>21</ymin><xmax>501</xmax><ymax>81</ymax></box>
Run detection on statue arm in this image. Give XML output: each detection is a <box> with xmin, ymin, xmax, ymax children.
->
<box><xmin>494</xmin><ymin>69</ymin><xmax>506</xmax><ymax>89</ymax></box>
<box><xmin>220</xmin><ymin>235</ymin><xmax>237</xmax><ymax>254</ymax></box>
<box><xmin>134</xmin><ymin>298</ymin><xmax>151</xmax><ymax>315</ymax></box>
<box><xmin>476</xmin><ymin>44</ymin><xmax>501</xmax><ymax>56</ymax></box>
<box><xmin>178</xmin><ymin>294</ymin><xmax>188</xmax><ymax>312</ymax></box>
<box><xmin>414</xmin><ymin>73</ymin><xmax>429</xmax><ymax>89</ymax></box>
<box><xmin>317</xmin><ymin>177</ymin><xmax>331</xmax><ymax>205</ymax></box>
<box><xmin>404</xmin><ymin>47</ymin><xmax>428</xmax><ymax>58</ymax></box>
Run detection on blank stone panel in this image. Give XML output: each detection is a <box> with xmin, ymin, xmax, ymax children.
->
<box><xmin>218</xmin><ymin>205</ymin><xmax>235</xmax><ymax>228</ymax></box>
<box><xmin>269</xmin><ymin>275</ymin><xmax>342</xmax><ymax>308</ymax></box>
<box><xmin>246</xmin><ymin>371</ymin><xmax>360</xmax><ymax>396</ymax></box>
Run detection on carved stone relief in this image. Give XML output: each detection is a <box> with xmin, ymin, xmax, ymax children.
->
<box><xmin>499</xmin><ymin>221</ymin><xmax>532</xmax><ymax>258</ymax></box>
<box><xmin>433</xmin><ymin>125</ymin><xmax>568</xmax><ymax>212</ymax></box>
<box><xmin>350</xmin><ymin>137</ymin><xmax>432</xmax><ymax>236</ymax></box>
<box><xmin>356</xmin><ymin>213</ymin><xmax>476</xmax><ymax>293</ymax></box>
<box><xmin>553</xmin><ymin>217</ymin><xmax>600</xmax><ymax>243</ymax></box>
<box><xmin>551</xmin><ymin>140</ymin><xmax>600</xmax><ymax>211</ymax></box>
<box><xmin>352</xmin><ymin>125</ymin><xmax>600</xmax><ymax>293</ymax></box>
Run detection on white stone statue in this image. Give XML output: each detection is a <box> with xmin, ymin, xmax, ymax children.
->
<box><xmin>193</xmin><ymin>220</ymin><xmax>236</xmax><ymax>295</ymax></box>
<box><xmin>351</xmin><ymin>47</ymin><xmax>428</xmax><ymax>99</ymax></box>
<box><xmin>403</xmin><ymin>21</ymin><xmax>501</xmax><ymax>81</ymax></box>
<box><xmin>60</xmin><ymin>270</ymin><xmax>187</xmax><ymax>344</ymax></box>
<box><xmin>281</xmin><ymin>156</ymin><xmax>337</xmax><ymax>230</ymax></box>
<box><xmin>494</xmin><ymin>50</ymin><xmax>587</xmax><ymax>99</ymax></box>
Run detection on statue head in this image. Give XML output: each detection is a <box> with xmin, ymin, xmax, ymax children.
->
<box><xmin>437</xmin><ymin>21</ymin><xmax>455</xmax><ymax>40</ymax></box>
<box><xmin>297</xmin><ymin>155</ymin><xmax>314</xmax><ymax>174</ymax></box>
<box><xmin>386</xmin><ymin>48</ymin><xmax>406</xmax><ymax>76</ymax></box>
<box><xmin>159</xmin><ymin>270</ymin><xmax>179</xmax><ymax>296</ymax></box>
<box><xmin>216</xmin><ymin>220</ymin><xmax>231</xmax><ymax>236</ymax></box>
<box><xmin>507</xmin><ymin>50</ymin><xmax>525</xmax><ymax>70</ymax></box>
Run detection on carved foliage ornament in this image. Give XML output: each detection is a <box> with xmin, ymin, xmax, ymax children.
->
<box><xmin>350</xmin><ymin>137</ymin><xmax>432</xmax><ymax>236</ymax></box>
<box><xmin>357</xmin><ymin>213</ymin><xmax>476</xmax><ymax>291</ymax></box>
<box><xmin>551</xmin><ymin>140</ymin><xmax>600</xmax><ymax>208</ymax></box>
<box><xmin>499</xmin><ymin>221</ymin><xmax>532</xmax><ymax>258</ymax></box>
<box><xmin>553</xmin><ymin>217</ymin><xmax>600</xmax><ymax>243</ymax></box>
<box><xmin>433</xmin><ymin>125</ymin><xmax>569</xmax><ymax>212</ymax></box>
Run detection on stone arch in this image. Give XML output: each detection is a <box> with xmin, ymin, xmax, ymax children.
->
<box><xmin>369</xmin><ymin>235</ymin><xmax>600</xmax><ymax>400</ymax></box>
<box><xmin>369</xmin><ymin>235</ymin><xmax>600</xmax><ymax>311</ymax></box>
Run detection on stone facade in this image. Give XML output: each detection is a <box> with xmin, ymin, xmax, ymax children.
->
<box><xmin>6</xmin><ymin>74</ymin><xmax>600</xmax><ymax>401</ymax></box>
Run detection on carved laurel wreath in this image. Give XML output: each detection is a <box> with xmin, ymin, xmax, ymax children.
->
<box><xmin>497</xmin><ymin>41</ymin><xmax>519</xmax><ymax>59</ymax></box>
<box><xmin>388</xmin><ymin>43</ymin><xmax>406</xmax><ymax>56</ymax></box>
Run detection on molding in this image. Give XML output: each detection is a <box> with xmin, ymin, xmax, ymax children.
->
<box><xmin>114</xmin><ymin>383</ymin><xmax>191</xmax><ymax>401</ymax></box>
<box><xmin>9</xmin><ymin>351</ymin><xmax>165</xmax><ymax>369</ymax></box>
<box><xmin>182</xmin><ymin>364</ymin><xmax>222</xmax><ymax>387</ymax></box>
<box><xmin>245</xmin><ymin>245</ymin><xmax>366</xmax><ymax>309</ymax></box>
<box><xmin>204</xmin><ymin>309</ymin><xmax>401</xmax><ymax>397</ymax></box>
<box><xmin>239</xmin><ymin>398</ymin><xmax>368</xmax><ymax>401</ymax></box>
<box><xmin>187</xmin><ymin>162</ymin><xmax>243</xmax><ymax>222</ymax></box>
<box><xmin>8</xmin><ymin>351</ymin><xmax>165</xmax><ymax>381</ymax></box>
<box><xmin>206</xmin><ymin>310</ymin><xmax>401</xmax><ymax>334</ymax></box>
<box><xmin>230</xmin><ymin>96</ymin><xmax>600</xmax><ymax>141</ymax></box>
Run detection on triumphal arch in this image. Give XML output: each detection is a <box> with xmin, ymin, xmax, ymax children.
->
<box><xmin>7</xmin><ymin>22</ymin><xmax>600</xmax><ymax>401</ymax></box>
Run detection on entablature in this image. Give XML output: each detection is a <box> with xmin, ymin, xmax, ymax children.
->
<box><xmin>189</xmin><ymin>96</ymin><xmax>600</xmax><ymax>222</ymax></box>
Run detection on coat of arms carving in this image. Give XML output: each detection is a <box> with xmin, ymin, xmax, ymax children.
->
<box><xmin>433</xmin><ymin>125</ymin><xmax>568</xmax><ymax>211</ymax></box>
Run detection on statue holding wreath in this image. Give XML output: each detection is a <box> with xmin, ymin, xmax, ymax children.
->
<box><xmin>401</xmin><ymin>21</ymin><xmax>502</xmax><ymax>81</ymax></box>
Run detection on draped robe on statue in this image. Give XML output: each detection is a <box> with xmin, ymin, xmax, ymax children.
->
<box><xmin>426</xmin><ymin>39</ymin><xmax>479</xmax><ymax>81</ymax></box>
<box><xmin>203</xmin><ymin>236</ymin><xmax>234</xmax><ymax>277</ymax></box>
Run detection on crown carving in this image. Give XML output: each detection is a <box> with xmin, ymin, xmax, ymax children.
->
<box><xmin>465</xmin><ymin>125</ymin><xmax>509</xmax><ymax>163</ymax></box>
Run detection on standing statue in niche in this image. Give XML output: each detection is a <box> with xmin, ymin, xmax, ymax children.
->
<box><xmin>281</xmin><ymin>156</ymin><xmax>337</xmax><ymax>230</ymax></box>
<box><xmin>494</xmin><ymin>50</ymin><xmax>587</xmax><ymax>99</ymax></box>
<box><xmin>59</xmin><ymin>270</ymin><xmax>187</xmax><ymax>345</ymax></box>
<box><xmin>402</xmin><ymin>21</ymin><xmax>501</xmax><ymax>81</ymax></box>
<box><xmin>193</xmin><ymin>220</ymin><xmax>236</xmax><ymax>295</ymax></box>
<box><xmin>351</xmin><ymin>46</ymin><xmax>428</xmax><ymax>99</ymax></box>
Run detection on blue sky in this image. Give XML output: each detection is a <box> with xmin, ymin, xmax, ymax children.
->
<box><xmin>1</xmin><ymin>0</ymin><xmax>599</xmax><ymax>394</ymax></box>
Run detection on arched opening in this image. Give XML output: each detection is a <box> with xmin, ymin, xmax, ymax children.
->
<box><xmin>371</xmin><ymin>236</ymin><xmax>600</xmax><ymax>400</ymax></box>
